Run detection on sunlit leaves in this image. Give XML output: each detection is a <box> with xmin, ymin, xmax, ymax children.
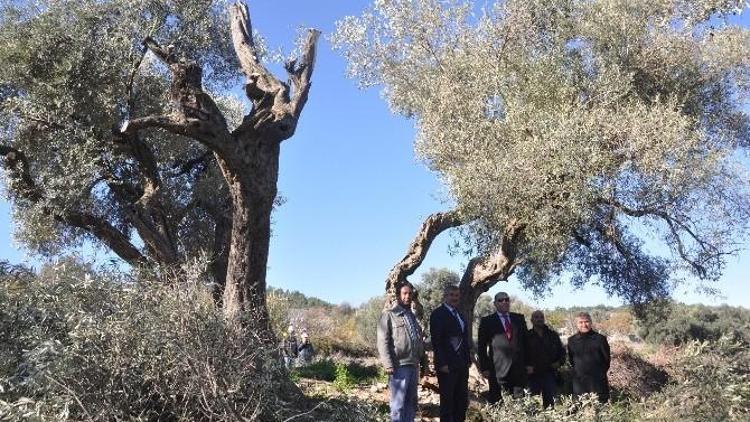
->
<box><xmin>333</xmin><ymin>0</ymin><xmax>750</xmax><ymax>299</ymax></box>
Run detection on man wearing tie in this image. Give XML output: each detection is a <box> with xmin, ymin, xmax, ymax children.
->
<box><xmin>429</xmin><ymin>285</ymin><xmax>471</xmax><ymax>422</ymax></box>
<box><xmin>477</xmin><ymin>291</ymin><xmax>528</xmax><ymax>404</ymax></box>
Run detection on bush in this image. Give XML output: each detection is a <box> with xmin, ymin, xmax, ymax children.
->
<box><xmin>0</xmin><ymin>260</ymin><xmax>313</xmax><ymax>421</ymax></box>
<box><xmin>479</xmin><ymin>334</ymin><xmax>750</xmax><ymax>421</ymax></box>
<box><xmin>638</xmin><ymin>302</ymin><xmax>750</xmax><ymax>346</ymax></box>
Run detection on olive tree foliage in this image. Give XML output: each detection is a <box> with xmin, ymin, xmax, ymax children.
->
<box><xmin>0</xmin><ymin>0</ymin><xmax>236</xmax><ymax>264</ymax></box>
<box><xmin>0</xmin><ymin>0</ymin><xmax>320</xmax><ymax>329</ymax></box>
<box><xmin>332</xmin><ymin>0</ymin><xmax>750</xmax><ymax>328</ymax></box>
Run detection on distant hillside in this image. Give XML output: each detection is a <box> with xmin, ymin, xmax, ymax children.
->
<box><xmin>267</xmin><ymin>286</ymin><xmax>334</xmax><ymax>309</ymax></box>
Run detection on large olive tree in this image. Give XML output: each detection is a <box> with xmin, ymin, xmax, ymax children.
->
<box><xmin>0</xmin><ymin>0</ymin><xmax>319</xmax><ymax>332</ymax></box>
<box><xmin>333</xmin><ymin>0</ymin><xmax>750</xmax><ymax>332</ymax></box>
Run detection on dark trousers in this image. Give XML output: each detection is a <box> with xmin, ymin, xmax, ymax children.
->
<box><xmin>487</xmin><ymin>369</ymin><xmax>524</xmax><ymax>404</ymax></box>
<box><xmin>437</xmin><ymin>365</ymin><xmax>469</xmax><ymax>422</ymax></box>
<box><xmin>529</xmin><ymin>371</ymin><xmax>556</xmax><ymax>408</ymax></box>
<box><xmin>573</xmin><ymin>375</ymin><xmax>610</xmax><ymax>403</ymax></box>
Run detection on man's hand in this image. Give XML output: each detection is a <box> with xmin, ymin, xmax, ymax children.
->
<box><xmin>481</xmin><ymin>370</ymin><xmax>490</xmax><ymax>379</ymax></box>
<box><xmin>385</xmin><ymin>367</ymin><xmax>394</xmax><ymax>375</ymax></box>
<box><xmin>440</xmin><ymin>365</ymin><xmax>450</xmax><ymax>374</ymax></box>
<box><xmin>526</xmin><ymin>366</ymin><xmax>534</xmax><ymax>375</ymax></box>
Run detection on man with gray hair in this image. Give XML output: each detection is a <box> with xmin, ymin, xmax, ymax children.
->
<box><xmin>567</xmin><ymin>312</ymin><xmax>611</xmax><ymax>403</ymax></box>
<box><xmin>377</xmin><ymin>281</ymin><xmax>426</xmax><ymax>421</ymax></box>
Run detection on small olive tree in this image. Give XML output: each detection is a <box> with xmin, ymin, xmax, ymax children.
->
<box><xmin>333</xmin><ymin>0</ymin><xmax>750</xmax><ymax>332</ymax></box>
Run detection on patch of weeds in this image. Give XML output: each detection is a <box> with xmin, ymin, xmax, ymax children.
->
<box><xmin>333</xmin><ymin>362</ymin><xmax>355</xmax><ymax>392</ymax></box>
<box><xmin>293</xmin><ymin>359</ymin><xmax>336</xmax><ymax>381</ymax></box>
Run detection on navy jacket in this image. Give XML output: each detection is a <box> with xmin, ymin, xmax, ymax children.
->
<box><xmin>429</xmin><ymin>304</ymin><xmax>471</xmax><ymax>371</ymax></box>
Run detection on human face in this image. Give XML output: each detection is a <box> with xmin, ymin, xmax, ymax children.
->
<box><xmin>531</xmin><ymin>311</ymin><xmax>545</xmax><ymax>328</ymax></box>
<box><xmin>494</xmin><ymin>295</ymin><xmax>511</xmax><ymax>314</ymax></box>
<box><xmin>398</xmin><ymin>285</ymin><xmax>413</xmax><ymax>307</ymax></box>
<box><xmin>444</xmin><ymin>289</ymin><xmax>460</xmax><ymax>308</ymax></box>
<box><xmin>576</xmin><ymin>316</ymin><xmax>592</xmax><ymax>334</ymax></box>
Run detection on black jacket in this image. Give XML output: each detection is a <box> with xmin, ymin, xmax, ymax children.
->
<box><xmin>567</xmin><ymin>330</ymin><xmax>610</xmax><ymax>378</ymax></box>
<box><xmin>525</xmin><ymin>325</ymin><xmax>565</xmax><ymax>374</ymax></box>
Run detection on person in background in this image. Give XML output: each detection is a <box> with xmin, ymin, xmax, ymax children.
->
<box><xmin>377</xmin><ymin>281</ymin><xmax>426</xmax><ymax>422</ymax></box>
<box><xmin>525</xmin><ymin>310</ymin><xmax>565</xmax><ymax>408</ymax></box>
<box><xmin>430</xmin><ymin>285</ymin><xmax>471</xmax><ymax>422</ymax></box>
<box><xmin>297</xmin><ymin>331</ymin><xmax>314</xmax><ymax>364</ymax></box>
<box><xmin>477</xmin><ymin>291</ymin><xmax>527</xmax><ymax>404</ymax></box>
<box><xmin>282</xmin><ymin>325</ymin><xmax>298</xmax><ymax>368</ymax></box>
<box><xmin>567</xmin><ymin>312</ymin><xmax>611</xmax><ymax>403</ymax></box>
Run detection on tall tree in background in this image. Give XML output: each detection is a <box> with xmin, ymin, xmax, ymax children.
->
<box><xmin>0</xmin><ymin>0</ymin><xmax>319</xmax><ymax>331</ymax></box>
<box><xmin>333</xmin><ymin>0</ymin><xmax>750</xmax><ymax>333</ymax></box>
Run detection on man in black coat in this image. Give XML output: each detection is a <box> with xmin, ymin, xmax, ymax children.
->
<box><xmin>567</xmin><ymin>312</ymin><xmax>611</xmax><ymax>403</ymax></box>
<box><xmin>477</xmin><ymin>291</ymin><xmax>527</xmax><ymax>404</ymax></box>
<box><xmin>430</xmin><ymin>285</ymin><xmax>471</xmax><ymax>422</ymax></box>
<box><xmin>525</xmin><ymin>310</ymin><xmax>565</xmax><ymax>408</ymax></box>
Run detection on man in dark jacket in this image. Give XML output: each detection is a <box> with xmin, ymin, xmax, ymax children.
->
<box><xmin>430</xmin><ymin>285</ymin><xmax>471</xmax><ymax>422</ymax></box>
<box><xmin>525</xmin><ymin>310</ymin><xmax>565</xmax><ymax>408</ymax></box>
<box><xmin>567</xmin><ymin>312</ymin><xmax>611</xmax><ymax>403</ymax></box>
<box><xmin>477</xmin><ymin>291</ymin><xmax>527</xmax><ymax>404</ymax></box>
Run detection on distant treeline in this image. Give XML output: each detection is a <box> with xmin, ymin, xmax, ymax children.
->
<box><xmin>267</xmin><ymin>284</ymin><xmax>750</xmax><ymax>351</ymax></box>
<box><xmin>267</xmin><ymin>286</ymin><xmax>335</xmax><ymax>309</ymax></box>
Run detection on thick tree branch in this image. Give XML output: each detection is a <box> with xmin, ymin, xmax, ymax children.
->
<box><xmin>456</xmin><ymin>222</ymin><xmax>524</xmax><ymax>324</ymax></box>
<box><xmin>385</xmin><ymin>211</ymin><xmax>463</xmax><ymax>292</ymax></box>
<box><xmin>61</xmin><ymin>212</ymin><xmax>146</xmax><ymax>266</ymax></box>
<box><xmin>599</xmin><ymin>197</ymin><xmax>722</xmax><ymax>277</ymax></box>
<box><xmin>285</xmin><ymin>29</ymin><xmax>321</xmax><ymax>119</ymax></box>
<box><xmin>119</xmin><ymin>115</ymin><xmax>196</xmax><ymax>139</ymax></box>
<box><xmin>0</xmin><ymin>146</ymin><xmax>43</xmax><ymax>201</ymax></box>
<box><xmin>460</xmin><ymin>221</ymin><xmax>524</xmax><ymax>291</ymax></box>
<box><xmin>1</xmin><ymin>147</ymin><xmax>145</xmax><ymax>265</ymax></box>
<box><xmin>112</xmin><ymin>133</ymin><xmax>160</xmax><ymax>207</ymax></box>
<box><xmin>130</xmin><ymin>38</ymin><xmax>230</xmax><ymax>152</ymax></box>
<box><xmin>230</xmin><ymin>2</ymin><xmax>287</xmax><ymax>103</ymax></box>
<box><xmin>169</xmin><ymin>150</ymin><xmax>213</xmax><ymax>178</ymax></box>
<box><xmin>229</xmin><ymin>2</ymin><xmax>319</xmax><ymax>144</ymax></box>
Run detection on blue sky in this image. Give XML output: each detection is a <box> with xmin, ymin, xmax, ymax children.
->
<box><xmin>1</xmin><ymin>0</ymin><xmax>749</xmax><ymax>309</ymax></box>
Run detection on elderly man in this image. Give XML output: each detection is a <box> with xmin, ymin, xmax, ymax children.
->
<box><xmin>567</xmin><ymin>312</ymin><xmax>611</xmax><ymax>403</ymax></box>
<box><xmin>430</xmin><ymin>285</ymin><xmax>471</xmax><ymax>422</ymax></box>
<box><xmin>525</xmin><ymin>310</ymin><xmax>565</xmax><ymax>408</ymax></box>
<box><xmin>377</xmin><ymin>281</ymin><xmax>426</xmax><ymax>422</ymax></box>
<box><xmin>477</xmin><ymin>291</ymin><xmax>527</xmax><ymax>403</ymax></box>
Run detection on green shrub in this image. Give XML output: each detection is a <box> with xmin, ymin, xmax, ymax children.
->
<box><xmin>478</xmin><ymin>335</ymin><xmax>750</xmax><ymax>421</ymax></box>
<box><xmin>333</xmin><ymin>362</ymin><xmax>355</xmax><ymax>393</ymax></box>
<box><xmin>0</xmin><ymin>260</ymin><xmax>306</xmax><ymax>421</ymax></box>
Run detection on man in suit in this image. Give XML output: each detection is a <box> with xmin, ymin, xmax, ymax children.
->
<box><xmin>429</xmin><ymin>285</ymin><xmax>471</xmax><ymax>422</ymax></box>
<box><xmin>568</xmin><ymin>312</ymin><xmax>611</xmax><ymax>403</ymax></box>
<box><xmin>477</xmin><ymin>291</ymin><xmax>527</xmax><ymax>404</ymax></box>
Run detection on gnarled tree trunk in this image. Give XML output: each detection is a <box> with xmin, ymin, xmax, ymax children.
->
<box><xmin>385</xmin><ymin>212</ymin><xmax>524</xmax><ymax>339</ymax></box>
<box><xmin>120</xmin><ymin>3</ymin><xmax>320</xmax><ymax>336</ymax></box>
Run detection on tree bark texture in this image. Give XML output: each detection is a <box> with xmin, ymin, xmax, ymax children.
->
<box><xmin>125</xmin><ymin>3</ymin><xmax>320</xmax><ymax>332</ymax></box>
<box><xmin>383</xmin><ymin>211</ymin><xmax>462</xmax><ymax>317</ymax></box>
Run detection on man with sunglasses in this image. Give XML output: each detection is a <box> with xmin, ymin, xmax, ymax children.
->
<box><xmin>477</xmin><ymin>292</ymin><xmax>528</xmax><ymax>404</ymax></box>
